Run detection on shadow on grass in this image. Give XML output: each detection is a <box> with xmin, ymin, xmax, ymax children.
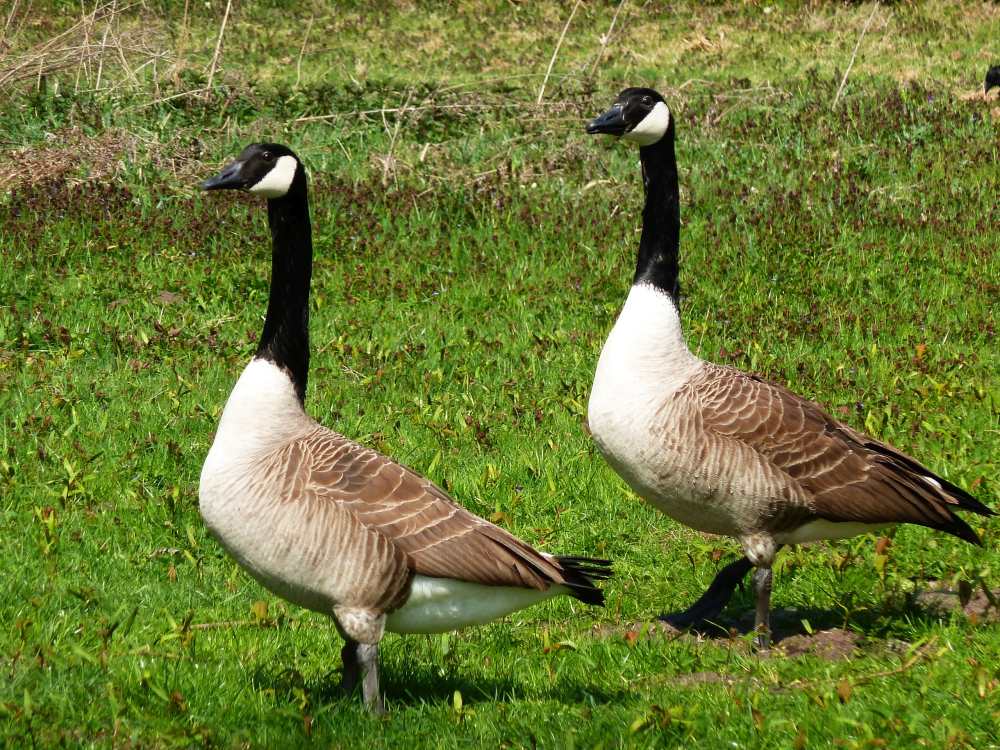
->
<box><xmin>252</xmin><ymin>657</ymin><xmax>627</xmax><ymax>713</ymax></box>
<box><xmin>380</xmin><ymin>664</ymin><xmax>627</xmax><ymax>708</ymax></box>
<box><xmin>656</xmin><ymin>587</ymin><xmax>980</xmax><ymax>647</ymax></box>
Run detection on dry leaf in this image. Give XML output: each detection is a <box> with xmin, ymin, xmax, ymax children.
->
<box><xmin>875</xmin><ymin>536</ymin><xmax>892</xmax><ymax>556</ymax></box>
<box><xmin>837</xmin><ymin>679</ymin><xmax>852</xmax><ymax>703</ymax></box>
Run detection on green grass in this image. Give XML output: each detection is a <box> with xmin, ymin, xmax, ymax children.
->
<box><xmin>2</xmin><ymin>1</ymin><xmax>999</xmax><ymax>747</ymax></box>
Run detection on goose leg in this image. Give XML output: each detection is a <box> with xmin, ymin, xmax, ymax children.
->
<box><xmin>357</xmin><ymin>642</ymin><xmax>385</xmax><ymax>715</ymax></box>
<box><xmin>752</xmin><ymin>566</ymin><xmax>773</xmax><ymax>650</ymax></box>
<box><xmin>739</xmin><ymin>535</ymin><xmax>779</xmax><ymax>650</ymax></box>
<box><xmin>334</xmin><ymin>606</ymin><xmax>387</xmax><ymax>714</ymax></box>
<box><xmin>660</xmin><ymin>556</ymin><xmax>754</xmax><ymax>628</ymax></box>
<box><xmin>340</xmin><ymin>639</ymin><xmax>361</xmax><ymax>695</ymax></box>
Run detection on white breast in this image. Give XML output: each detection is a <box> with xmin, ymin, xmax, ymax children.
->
<box><xmin>385</xmin><ymin>575</ymin><xmax>563</xmax><ymax>634</ymax></box>
<box><xmin>202</xmin><ymin>358</ymin><xmax>312</xmax><ymax>466</ymax></box>
<box><xmin>587</xmin><ymin>284</ymin><xmax>740</xmax><ymax>534</ymax></box>
<box><xmin>588</xmin><ymin>283</ymin><xmax>700</xmax><ymax>469</ymax></box>
<box><xmin>199</xmin><ymin>358</ymin><xmax>322</xmax><ymax>605</ymax></box>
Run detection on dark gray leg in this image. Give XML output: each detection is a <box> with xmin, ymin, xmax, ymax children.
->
<box><xmin>341</xmin><ymin>640</ymin><xmax>360</xmax><ymax>695</ymax></box>
<box><xmin>660</xmin><ymin>556</ymin><xmax>754</xmax><ymax>628</ymax></box>
<box><xmin>357</xmin><ymin>642</ymin><xmax>384</xmax><ymax>715</ymax></box>
<box><xmin>752</xmin><ymin>566</ymin><xmax>773</xmax><ymax>650</ymax></box>
<box><xmin>333</xmin><ymin>607</ymin><xmax>387</xmax><ymax>714</ymax></box>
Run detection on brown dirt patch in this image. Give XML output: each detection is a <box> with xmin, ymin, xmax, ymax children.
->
<box><xmin>776</xmin><ymin>628</ymin><xmax>861</xmax><ymax>661</ymax></box>
<box><xmin>914</xmin><ymin>582</ymin><xmax>1000</xmax><ymax>623</ymax></box>
<box><xmin>591</xmin><ymin>619</ymin><xmax>752</xmax><ymax>651</ymax></box>
<box><xmin>674</xmin><ymin>671</ymin><xmax>738</xmax><ymax>687</ymax></box>
<box><xmin>593</xmin><ymin>617</ymin><xmax>864</xmax><ymax>662</ymax></box>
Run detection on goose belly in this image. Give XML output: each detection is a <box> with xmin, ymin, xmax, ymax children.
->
<box><xmin>589</xmin><ymin>383</ymin><xmax>743</xmax><ymax>538</ymax></box>
<box><xmin>199</xmin><ymin>461</ymin><xmax>348</xmax><ymax>614</ymax></box>
<box><xmin>592</xmin><ymin>428</ymin><xmax>742</xmax><ymax>536</ymax></box>
<box><xmin>386</xmin><ymin>576</ymin><xmax>562</xmax><ymax>634</ymax></box>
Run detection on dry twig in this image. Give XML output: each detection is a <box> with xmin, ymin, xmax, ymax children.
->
<box><xmin>294</xmin><ymin>14</ymin><xmax>314</xmax><ymax>90</ymax></box>
<box><xmin>537</xmin><ymin>0</ymin><xmax>582</xmax><ymax>104</ymax></box>
<box><xmin>832</xmin><ymin>5</ymin><xmax>880</xmax><ymax>109</ymax></box>
<box><xmin>378</xmin><ymin>89</ymin><xmax>414</xmax><ymax>187</ymax></box>
<box><xmin>0</xmin><ymin>1</ymin><xmax>160</xmax><ymax>92</ymax></box>
<box><xmin>589</xmin><ymin>0</ymin><xmax>628</xmax><ymax>77</ymax></box>
<box><xmin>2</xmin><ymin>1</ymin><xmax>21</xmax><ymax>48</ymax></box>
<box><xmin>204</xmin><ymin>0</ymin><xmax>232</xmax><ymax>94</ymax></box>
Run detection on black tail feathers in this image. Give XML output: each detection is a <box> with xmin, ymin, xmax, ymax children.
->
<box><xmin>556</xmin><ymin>556</ymin><xmax>613</xmax><ymax>606</ymax></box>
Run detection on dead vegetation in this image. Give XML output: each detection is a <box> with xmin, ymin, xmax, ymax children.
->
<box><xmin>0</xmin><ymin>126</ymin><xmax>210</xmax><ymax>191</ymax></box>
<box><xmin>0</xmin><ymin>127</ymin><xmax>138</xmax><ymax>190</ymax></box>
<box><xmin>0</xmin><ymin>2</ymin><xmax>169</xmax><ymax>95</ymax></box>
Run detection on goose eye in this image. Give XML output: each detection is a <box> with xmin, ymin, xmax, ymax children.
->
<box><xmin>641</xmin><ymin>95</ymin><xmax>653</xmax><ymax>106</ymax></box>
<box><xmin>262</xmin><ymin>151</ymin><xmax>273</xmax><ymax>162</ymax></box>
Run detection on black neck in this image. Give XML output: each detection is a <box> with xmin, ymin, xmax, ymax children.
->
<box><xmin>257</xmin><ymin>173</ymin><xmax>312</xmax><ymax>404</ymax></box>
<box><xmin>635</xmin><ymin>122</ymin><xmax>680</xmax><ymax>306</ymax></box>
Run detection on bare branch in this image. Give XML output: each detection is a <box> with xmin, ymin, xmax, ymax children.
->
<box><xmin>589</xmin><ymin>0</ymin><xmax>628</xmax><ymax>77</ymax></box>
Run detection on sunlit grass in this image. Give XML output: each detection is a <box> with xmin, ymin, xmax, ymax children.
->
<box><xmin>1</xmin><ymin>1</ymin><xmax>999</xmax><ymax>747</ymax></box>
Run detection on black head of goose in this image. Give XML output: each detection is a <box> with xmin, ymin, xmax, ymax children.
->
<box><xmin>986</xmin><ymin>65</ymin><xmax>1000</xmax><ymax>94</ymax></box>
<box><xmin>198</xmin><ymin>144</ymin><xmax>612</xmax><ymax>712</ymax></box>
<box><xmin>585</xmin><ymin>88</ymin><xmax>994</xmax><ymax>648</ymax></box>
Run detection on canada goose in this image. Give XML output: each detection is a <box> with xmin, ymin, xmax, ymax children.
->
<box><xmin>584</xmin><ymin>88</ymin><xmax>994</xmax><ymax>647</ymax></box>
<box><xmin>198</xmin><ymin>143</ymin><xmax>611</xmax><ymax>712</ymax></box>
<box><xmin>986</xmin><ymin>65</ymin><xmax>1000</xmax><ymax>94</ymax></box>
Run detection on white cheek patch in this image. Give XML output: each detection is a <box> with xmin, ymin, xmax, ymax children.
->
<box><xmin>249</xmin><ymin>155</ymin><xmax>298</xmax><ymax>198</ymax></box>
<box><xmin>623</xmin><ymin>101</ymin><xmax>671</xmax><ymax>146</ymax></box>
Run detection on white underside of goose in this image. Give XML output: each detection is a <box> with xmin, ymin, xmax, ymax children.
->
<box><xmin>776</xmin><ymin>519</ymin><xmax>891</xmax><ymax>545</ymax></box>
<box><xmin>386</xmin><ymin>576</ymin><xmax>564</xmax><ymax>634</ymax></box>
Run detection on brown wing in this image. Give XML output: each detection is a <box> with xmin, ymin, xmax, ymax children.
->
<box><xmin>690</xmin><ymin>363</ymin><xmax>991</xmax><ymax>542</ymax></box>
<box><xmin>288</xmin><ymin>426</ymin><xmax>577</xmax><ymax>590</ymax></box>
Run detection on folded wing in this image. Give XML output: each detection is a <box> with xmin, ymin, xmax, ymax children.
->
<box><xmin>282</xmin><ymin>427</ymin><xmax>607</xmax><ymax>601</ymax></box>
<box><xmin>689</xmin><ymin>364</ymin><xmax>993</xmax><ymax>543</ymax></box>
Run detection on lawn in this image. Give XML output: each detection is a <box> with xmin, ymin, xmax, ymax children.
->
<box><xmin>1</xmin><ymin>1</ymin><xmax>999</xmax><ymax>747</ymax></box>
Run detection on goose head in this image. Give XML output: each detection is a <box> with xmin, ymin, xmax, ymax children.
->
<box><xmin>586</xmin><ymin>87</ymin><xmax>671</xmax><ymax>147</ymax></box>
<box><xmin>201</xmin><ymin>143</ymin><xmax>304</xmax><ymax>198</ymax></box>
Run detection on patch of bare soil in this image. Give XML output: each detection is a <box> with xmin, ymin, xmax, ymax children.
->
<box><xmin>591</xmin><ymin>620</ymin><xmax>671</xmax><ymax>642</ymax></box>
<box><xmin>913</xmin><ymin>582</ymin><xmax>1000</xmax><ymax>623</ymax></box>
<box><xmin>674</xmin><ymin>671</ymin><xmax>738</xmax><ymax>687</ymax></box>
<box><xmin>593</xmin><ymin>614</ymin><xmax>863</xmax><ymax>662</ymax></box>
<box><xmin>776</xmin><ymin>628</ymin><xmax>861</xmax><ymax>661</ymax></box>
<box><xmin>591</xmin><ymin>619</ymin><xmax>753</xmax><ymax>653</ymax></box>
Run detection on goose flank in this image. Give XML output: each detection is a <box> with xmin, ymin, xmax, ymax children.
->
<box><xmin>584</xmin><ymin>88</ymin><xmax>993</xmax><ymax>648</ymax></box>
<box><xmin>198</xmin><ymin>144</ymin><xmax>611</xmax><ymax>712</ymax></box>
